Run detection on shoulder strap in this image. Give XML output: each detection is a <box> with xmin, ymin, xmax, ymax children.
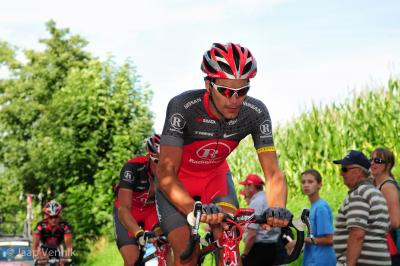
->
<box><xmin>379</xmin><ymin>178</ymin><xmax>400</xmax><ymax>192</ymax></box>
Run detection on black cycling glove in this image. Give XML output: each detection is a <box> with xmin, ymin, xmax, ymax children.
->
<box><xmin>136</xmin><ymin>230</ymin><xmax>156</xmax><ymax>246</ymax></box>
<box><xmin>187</xmin><ymin>202</ymin><xmax>223</xmax><ymax>226</ymax></box>
<box><xmin>264</xmin><ymin>207</ymin><xmax>293</xmax><ymax>221</ymax></box>
<box><xmin>201</xmin><ymin>203</ymin><xmax>222</xmax><ymax>215</ymax></box>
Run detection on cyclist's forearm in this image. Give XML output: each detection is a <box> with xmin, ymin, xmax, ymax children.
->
<box><xmin>159</xmin><ymin>178</ymin><xmax>194</xmax><ymax>214</ymax></box>
<box><xmin>157</xmin><ymin>168</ymin><xmax>194</xmax><ymax>214</ymax></box>
<box><xmin>258</xmin><ymin>152</ymin><xmax>287</xmax><ymax>207</ymax></box>
<box><xmin>32</xmin><ymin>237</ymin><xmax>40</xmax><ymax>258</ymax></box>
<box><xmin>64</xmin><ymin>248</ymin><xmax>72</xmax><ymax>258</ymax></box>
<box><xmin>265</xmin><ymin>171</ymin><xmax>287</xmax><ymax>207</ymax></box>
<box><xmin>64</xmin><ymin>245</ymin><xmax>72</xmax><ymax>257</ymax></box>
<box><xmin>118</xmin><ymin>206</ymin><xmax>141</xmax><ymax>234</ymax></box>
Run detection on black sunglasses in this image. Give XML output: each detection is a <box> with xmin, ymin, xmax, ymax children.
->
<box><xmin>341</xmin><ymin>166</ymin><xmax>360</xmax><ymax>173</ymax></box>
<box><xmin>48</xmin><ymin>216</ymin><xmax>59</xmax><ymax>220</ymax></box>
<box><xmin>211</xmin><ymin>82</ymin><xmax>250</xmax><ymax>98</ymax></box>
<box><xmin>370</xmin><ymin>157</ymin><xmax>386</xmax><ymax>164</ymax></box>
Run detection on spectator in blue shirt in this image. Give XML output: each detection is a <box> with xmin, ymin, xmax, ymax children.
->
<box><xmin>301</xmin><ymin>169</ymin><xmax>336</xmax><ymax>266</ymax></box>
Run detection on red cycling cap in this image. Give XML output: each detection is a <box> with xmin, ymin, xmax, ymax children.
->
<box><xmin>239</xmin><ymin>174</ymin><xmax>264</xmax><ymax>186</ymax></box>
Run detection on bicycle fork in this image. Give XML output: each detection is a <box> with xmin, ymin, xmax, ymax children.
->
<box><xmin>218</xmin><ymin>230</ymin><xmax>240</xmax><ymax>266</ymax></box>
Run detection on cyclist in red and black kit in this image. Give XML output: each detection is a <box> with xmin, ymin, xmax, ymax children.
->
<box><xmin>32</xmin><ymin>200</ymin><xmax>72</xmax><ymax>265</ymax></box>
<box><xmin>156</xmin><ymin>42</ymin><xmax>291</xmax><ymax>266</ymax></box>
<box><xmin>113</xmin><ymin>134</ymin><xmax>171</xmax><ymax>266</ymax></box>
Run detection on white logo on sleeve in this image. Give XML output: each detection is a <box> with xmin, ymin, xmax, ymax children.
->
<box><xmin>123</xmin><ymin>171</ymin><xmax>134</xmax><ymax>181</ymax></box>
<box><xmin>169</xmin><ymin>113</ymin><xmax>186</xmax><ymax>133</ymax></box>
<box><xmin>260</xmin><ymin>120</ymin><xmax>272</xmax><ymax>137</ymax></box>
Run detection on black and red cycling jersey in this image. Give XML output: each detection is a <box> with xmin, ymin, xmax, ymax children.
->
<box><xmin>161</xmin><ymin>89</ymin><xmax>276</xmax><ymax>179</ymax></box>
<box><xmin>113</xmin><ymin>156</ymin><xmax>155</xmax><ymax>210</ymax></box>
<box><xmin>34</xmin><ymin>219</ymin><xmax>72</xmax><ymax>248</ymax></box>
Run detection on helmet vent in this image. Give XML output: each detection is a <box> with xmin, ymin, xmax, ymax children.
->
<box><xmin>218</xmin><ymin>62</ymin><xmax>234</xmax><ymax>75</ymax></box>
<box><xmin>202</xmin><ymin>55</ymin><xmax>218</xmax><ymax>74</ymax></box>
<box><xmin>243</xmin><ymin>62</ymin><xmax>252</xmax><ymax>75</ymax></box>
<box><xmin>213</xmin><ymin>43</ymin><xmax>227</xmax><ymax>52</ymax></box>
<box><xmin>232</xmin><ymin>45</ymin><xmax>240</xmax><ymax>72</ymax></box>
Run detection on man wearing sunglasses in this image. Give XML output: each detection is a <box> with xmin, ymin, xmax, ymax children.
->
<box><xmin>32</xmin><ymin>200</ymin><xmax>72</xmax><ymax>265</ymax></box>
<box><xmin>156</xmin><ymin>42</ymin><xmax>289</xmax><ymax>266</ymax></box>
<box><xmin>333</xmin><ymin>150</ymin><xmax>391</xmax><ymax>266</ymax></box>
<box><xmin>113</xmin><ymin>134</ymin><xmax>172</xmax><ymax>266</ymax></box>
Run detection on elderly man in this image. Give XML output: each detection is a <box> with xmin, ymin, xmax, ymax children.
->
<box><xmin>333</xmin><ymin>150</ymin><xmax>391</xmax><ymax>266</ymax></box>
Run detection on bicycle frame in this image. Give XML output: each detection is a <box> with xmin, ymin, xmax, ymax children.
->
<box><xmin>198</xmin><ymin>209</ymin><xmax>252</xmax><ymax>266</ymax></box>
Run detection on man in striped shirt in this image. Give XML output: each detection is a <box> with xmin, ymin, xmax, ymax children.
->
<box><xmin>333</xmin><ymin>150</ymin><xmax>391</xmax><ymax>266</ymax></box>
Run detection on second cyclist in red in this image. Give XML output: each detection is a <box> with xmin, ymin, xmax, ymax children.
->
<box><xmin>113</xmin><ymin>134</ymin><xmax>171</xmax><ymax>266</ymax></box>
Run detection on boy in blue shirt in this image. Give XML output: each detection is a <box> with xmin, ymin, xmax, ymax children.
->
<box><xmin>301</xmin><ymin>169</ymin><xmax>336</xmax><ymax>266</ymax></box>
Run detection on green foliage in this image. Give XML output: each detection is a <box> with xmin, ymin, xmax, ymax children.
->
<box><xmin>82</xmin><ymin>238</ymin><xmax>123</xmax><ymax>266</ymax></box>
<box><xmin>0</xmin><ymin>21</ymin><xmax>153</xmax><ymax>261</ymax></box>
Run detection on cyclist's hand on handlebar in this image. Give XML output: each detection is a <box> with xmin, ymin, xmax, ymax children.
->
<box><xmin>200</xmin><ymin>203</ymin><xmax>224</xmax><ymax>225</ymax></box>
<box><xmin>262</xmin><ymin>207</ymin><xmax>293</xmax><ymax>229</ymax></box>
<box><xmin>136</xmin><ymin>230</ymin><xmax>157</xmax><ymax>246</ymax></box>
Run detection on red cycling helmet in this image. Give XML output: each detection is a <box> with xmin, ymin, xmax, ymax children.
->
<box><xmin>146</xmin><ymin>134</ymin><xmax>161</xmax><ymax>161</ymax></box>
<box><xmin>43</xmin><ymin>200</ymin><xmax>62</xmax><ymax>216</ymax></box>
<box><xmin>201</xmin><ymin>42</ymin><xmax>257</xmax><ymax>79</ymax></box>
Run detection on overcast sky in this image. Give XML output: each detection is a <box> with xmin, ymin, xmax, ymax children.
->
<box><xmin>1</xmin><ymin>0</ymin><xmax>399</xmax><ymax>132</ymax></box>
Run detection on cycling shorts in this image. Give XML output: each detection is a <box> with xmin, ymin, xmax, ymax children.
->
<box><xmin>155</xmin><ymin>170</ymin><xmax>239</xmax><ymax>236</ymax></box>
<box><xmin>113</xmin><ymin>206</ymin><xmax>158</xmax><ymax>249</ymax></box>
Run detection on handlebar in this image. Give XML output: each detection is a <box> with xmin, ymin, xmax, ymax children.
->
<box><xmin>137</xmin><ymin>231</ymin><xmax>168</xmax><ymax>249</ymax></box>
<box><xmin>141</xmin><ymin>231</ymin><xmax>168</xmax><ymax>243</ymax></box>
<box><xmin>181</xmin><ymin>204</ymin><xmax>311</xmax><ymax>264</ymax></box>
<box><xmin>34</xmin><ymin>257</ymin><xmax>72</xmax><ymax>265</ymax></box>
<box><xmin>281</xmin><ymin>208</ymin><xmax>309</xmax><ymax>264</ymax></box>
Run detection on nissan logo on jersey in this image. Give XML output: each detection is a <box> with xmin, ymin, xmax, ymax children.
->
<box><xmin>260</xmin><ymin>120</ymin><xmax>272</xmax><ymax>136</ymax></box>
<box><xmin>196</xmin><ymin>142</ymin><xmax>231</xmax><ymax>160</ymax></box>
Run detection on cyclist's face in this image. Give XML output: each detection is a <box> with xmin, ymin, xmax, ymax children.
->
<box><xmin>301</xmin><ymin>174</ymin><xmax>320</xmax><ymax>196</ymax></box>
<box><xmin>206</xmin><ymin>78</ymin><xmax>249</xmax><ymax>120</ymax></box>
<box><xmin>47</xmin><ymin>215</ymin><xmax>60</xmax><ymax>227</ymax></box>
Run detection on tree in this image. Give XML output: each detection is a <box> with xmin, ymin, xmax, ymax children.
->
<box><xmin>0</xmin><ymin>21</ymin><xmax>154</xmax><ymax>260</ymax></box>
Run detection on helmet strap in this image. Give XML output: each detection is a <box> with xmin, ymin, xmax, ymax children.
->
<box><xmin>209</xmin><ymin>93</ymin><xmax>226</xmax><ymax>121</ymax></box>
